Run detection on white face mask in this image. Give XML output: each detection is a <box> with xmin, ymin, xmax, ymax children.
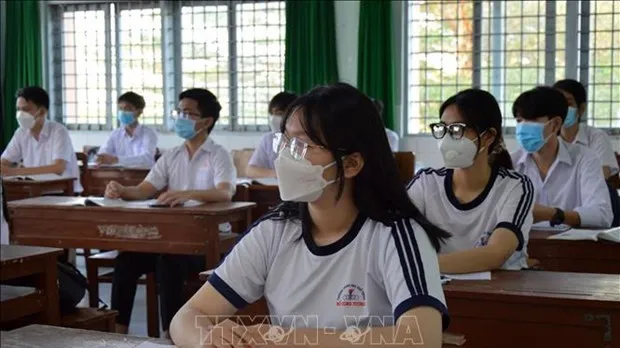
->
<box><xmin>274</xmin><ymin>150</ymin><xmax>336</xmax><ymax>202</ymax></box>
<box><xmin>438</xmin><ymin>134</ymin><xmax>485</xmax><ymax>169</ymax></box>
<box><xmin>269</xmin><ymin>115</ymin><xmax>282</xmax><ymax>133</ymax></box>
<box><xmin>16</xmin><ymin>111</ymin><xmax>36</xmax><ymax>130</ymax></box>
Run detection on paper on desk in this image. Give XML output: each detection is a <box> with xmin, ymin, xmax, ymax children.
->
<box><xmin>136</xmin><ymin>199</ymin><xmax>203</xmax><ymax>208</ymax></box>
<box><xmin>548</xmin><ymin>227</ymin><xmax>620</xmax><ymax>242</ymax></box>
<box><xmin>443</xmin><ymin>272</ymin><xmax>491</xmax><ymax>281</ymax></box>
<box><xmin>134</xmin><ymin>342</ymin><xmax>176</xmax><ymax>348</ymax></box>
<box><xmin>531</xmin><ymin>221</ymin><xmax>571</xmax><ymax>232</ymax></box>
<box><xmin>4</xmin><ymin>173</ymin><xmax>66</xmax><ymax>181</ymax></box>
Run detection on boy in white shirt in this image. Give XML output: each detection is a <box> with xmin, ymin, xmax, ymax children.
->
<box><xmin>553</xmin><ymin>78</ymin><xmax>619</xmax><ymax>179</ymax></box>
<box><xmin>511</xmin><ymin>86</ymin><xmax>613</xmax><ymax>228</ymax></box>
<box><xmin>104</xmin><ymin>88</ymin><xmax>236</xmax><ymax>335</ymax></box>
<box><xmin>96</xmin><ymin>91</ymin><xmax>158</xmax><ymax>168</ymax></box>
<box><xmin>246</xmin><ymin>91</ymin><xmax>298</xmax><ymax>178</ymax></box>
<box><xmin>1</xmin><ymin>86</ymin><xmax>82</xmax><ymax>193</ymax></box>
<box><xmin>372</xmin><ymin>99</ymin><xmax>399</xmax><ymax>152</ymax></box>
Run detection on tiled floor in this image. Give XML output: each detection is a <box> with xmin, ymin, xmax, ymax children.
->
<box><xmin>76</xmin><ymin>255</ymin><xmax>156</xmax><ymax>337</ymax></box>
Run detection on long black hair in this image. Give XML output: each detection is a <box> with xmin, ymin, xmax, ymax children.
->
<box><xmin>440</xmin><ymin>88</ymin><xmax>513</xmax><ymax>169</ymax></box>
<box><xmin>273</xmin><ymin>83</ymin><xmax>449</xmax><ymax>251</ymax></box>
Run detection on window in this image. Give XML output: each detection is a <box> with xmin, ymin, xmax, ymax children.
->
<box><xmin>405</xmin><ymin>0</ymin><xmax>620</xmax><ymax>134</ymax></box>
<box><xmin>588</xmin><ymin>1</ymin><xmax>620</xmax><ymax>128</ymax></box>
<box><xmin>61</xmin><ymin>6</ymin><xmax>107</xmax><ymax>126</ymax></box>
<box><xmin>407</xmin><ymin>1</ymin><xmax>474</xmax><ymax>134</ymax></box>
<box><xmin>116</xmin><ymin>5</ymin><xmax>165</xmax><ymax>126</ymax></box>
<box><xmin>48</xmin><ymin>1</ymin><xmax>285</xmax><ymax>130</ymax></box>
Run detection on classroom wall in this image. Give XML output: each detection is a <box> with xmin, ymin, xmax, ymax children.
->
<box><xmin>66</xmin><ymin>0</ymin><xmax>620</xmax><ymax>166</ymax></box>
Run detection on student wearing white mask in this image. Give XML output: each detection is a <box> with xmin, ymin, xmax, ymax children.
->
<box><xmin>511</xmin><ymin>86</ymin><xmax>613</xmax><ymax>228</ymax></box>
<box><xmin>553</xmin><ymin>79</ymin><xmax>619</xmax><ymax>179</ymax></box>
<box><xmin>246</xmin><ymin>91</ymin><xmax>297</xmax><ymax>178</ymax></box>
<box><xmin>96</xmin><ymin>91</ymin><xmax>158</xmax><ymax>168</ymax></box>
<box><xmin>408</xmin><ymin>89</ymin><xmax>534</xmax><ymax>273</ymax></box>
<box><xmin>171</xmin><ymin>83</ymin><xmax>449</xmax><ymax>347</ymax></box>
<box><xmin>1</xmin><ymin>86</ymin><xmax>82</xmax><ymax>193</ymax></box>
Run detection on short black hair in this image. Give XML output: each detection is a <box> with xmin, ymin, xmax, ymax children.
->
<box><xmin>512</xmin><ymin>86</ymin><xmax>568</xmax><ymax>123</ymax></box>
<box><xmin>268</xmin><ymin>92</ymin><xmax>297</xmax><ymax>114</ymax></box>
<box><xmin>118</xmin><ymin>91</ymin><xmax>145</xmax><ymax>110</ymax></box>
<box><xmin>179</xmin><ymin>88</ymin><xmax>222</xmax><ymax>133</ymax></box>
<box><xmin>16</xmin><ymin>86</ymin><xmax>49</xmax><ymax>109</ymax></box>
<box><xmin>553</xmin><ymin>79</ymin><xmax>587</xmax><ymax>106</ymax></box>
<box><xmin>372</xmin><ymin>99</ymin><xmax>384</xmax><ymax>119</ymax></box>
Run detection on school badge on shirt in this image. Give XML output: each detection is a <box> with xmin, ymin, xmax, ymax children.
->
<box><xmin>336</xmin><ymin>284</ymin><xmax>366</xmax><ymax>307</ymax></box>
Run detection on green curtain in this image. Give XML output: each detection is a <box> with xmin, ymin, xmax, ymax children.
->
<box><xmin>284</xmin><ymin>0</ymin><xmax>339</xmax><ymax>94</ymax></box>
<box><xmin>2</xmin><ymin>0</ymin><xmax>42</xmax><ymax>150</ymax></box>
<box><xmin>357</xmin><ymin>0</ymin><xmax>395</xmax><ymax>130</ymax></box>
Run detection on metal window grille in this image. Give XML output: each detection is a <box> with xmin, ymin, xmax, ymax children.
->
<box><xmin>405</xmin><ymin>0</ymin><xmax>620</xmax><ymax>134</ymax></box>
<box><xmin>60</xmin><ymin>4</ymin><xmax>108</xmax><ymax>127</ymax></box>
<box><xmin>47</xmin><ymin>0</ymin><xmax>285</xmax><ymax>131</ymax></box>
<box><xmin>115</xmin><ymin>2</ymin><xmax>165</xmax><ymax>126</ymax></box>
<box><xmin>407</xmin><ymin>0</ymin><xmax>475</xmax><ymax>134</ymax></box>
<box><xmin>587</xmin><ymin>0</ymin><xmax>619</xmax><ymax>129</ymax></box>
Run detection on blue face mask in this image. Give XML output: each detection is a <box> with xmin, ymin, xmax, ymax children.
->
<box><xmin>563</xmin><ymin>107</ymin><xmax>578</xmax><ymax>128</ymax></box>
<box><xmin>516</xmin><ymin>121</ymin><xmax>551</xmax><ymax>153</ymax></box>
<box><xmin>117</xmin><ymin>110</ymin><xmax>136</xmax><ymax>126</ymax></box>
<box><xmin>174</xmin><ymin>118</ymin><xmax>198</xmax><ymax>139</ymax></box>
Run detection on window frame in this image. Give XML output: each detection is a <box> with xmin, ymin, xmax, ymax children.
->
<box><xmin>44</xmin><ymin>0</ymin><xmax>286</xmax><ymax>132</ymax></box>
<box><xmin>402</xmin><ymin>0</ymin><xmax>620</xmax><ymax>136</ymax></box>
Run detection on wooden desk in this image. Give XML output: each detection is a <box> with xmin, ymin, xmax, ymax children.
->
<box><xmin>0</xmin><ymin>324</ymin><xmax>466</xmax><ymax>347</ymax></box>
<box><xmin>84</xmin><ymin>166</ymin><xmax>150</xmax><ymax>196</ymax></box>
<box><xmin>248</xmin><ymin>184</ymin><xmax>280</xmax><ymax>221</ymax></box>
<box><xmin>8</xmin><ymin>196</ymin><xmax>255</xmax><ymax>270</ymax></box>
<box><xmin>3</xmin><ymin>177</ymin><xmax>75</xmax><ymax>201</ymax></box>
<box><xmin>0</xmin><ymin>324</ymin><xmax>172</xmax><ymax>347</ymax></box>
<box><xmin>444</xmin><ymin>270</ymin><xmax>620</xmax><ymax>348</ymax></box>
<box><xmin>528</xmin><ymin>230</ymin><xmax>620</xmax><ymax>274</ymax></box>
<box><xmin>0</xmin><ymin>245</ymin><xmax>63</xmax><ymax>326</ymax></box>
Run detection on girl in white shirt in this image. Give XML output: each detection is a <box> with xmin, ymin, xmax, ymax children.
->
<box><xmin>170</xmin><ymin>83</ymin><xmax>450</xmax><ymax>347</ymax></box>
<box><xmin>408</xmin><ymin>89</ymin><xmax>535</xmax><ymax>273</ymax></box>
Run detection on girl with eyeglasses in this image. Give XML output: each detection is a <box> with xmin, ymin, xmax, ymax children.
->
<box><xmin>407</xmin><ymin>89</ymin><xmax>535</xmax><ymax>274</ymax></box>
<box><xmin>170</xmin><ymin>83</ymin><xmax>450</xmax><ymax>347</ymax></box>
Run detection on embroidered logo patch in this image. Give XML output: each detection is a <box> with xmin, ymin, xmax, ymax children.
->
<box><xmin>336</xmin><ymin>284</ymin><xmax>366</xmax><ymax>307</ymax></box>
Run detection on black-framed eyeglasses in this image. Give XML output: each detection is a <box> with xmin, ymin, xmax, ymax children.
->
<box><xmin>429</xmin><ymin>122</ymin><xmax>470</xmax><ymax>140</ymax></box>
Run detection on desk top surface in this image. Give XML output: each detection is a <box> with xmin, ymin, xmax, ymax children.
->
<box><xmin>3</xmin><ymin>177</ymin><xmax>76</xmax><ymax>185</ymax></box>
<box><xmin>443</xmin><ymin>270</ymin><xmax>620</xmax><ymax>303</ymax></box>
<box><xmin>1</xmin><ymin>325</ymin><xmax>463</xmax><ymax>347</ymax></box>
<box><xmin>0</xmin><ymin>325</ymin><xmax>172</xmax><ymax>347</ymax></box>
<box><xmin>0</xmin><ymin>244</ymin><xmax>63</xmax><ymax>264</ymax></box>
<box><xmin>8</xmin><ymin>196</ymin><xmax>255</xmax><ymax>215</ymax></box>
<box><xmin>87</xmin><ymin>165</ymin><xmax>151</xmax><ymax>173</ymax></box>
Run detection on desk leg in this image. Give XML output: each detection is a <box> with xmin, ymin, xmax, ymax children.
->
<box><xmin>66</xmin><ymin>182</ymin><xmax>75</xmax><ymax>197</ymax></box>
<box><xmin>37</xmin><ymin>256</ymin><xmax>61</xmax><ymax>325</ymax></box>
<box><xmin>205</xmin><ymin>222</ymin><xmax>219</xmax><ymax>270</ymax></box>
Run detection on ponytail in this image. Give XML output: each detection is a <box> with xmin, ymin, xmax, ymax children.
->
<box><xmin>489</xmin><ymin>138</ymin><xmax>513</xmax><ymax>169</ymax></box>
<box><xmin>493</xmin><ymin>149</ymin><xmax>514</xmax><ymax>169</ymax></box>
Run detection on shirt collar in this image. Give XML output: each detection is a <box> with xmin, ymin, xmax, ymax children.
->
<box><xmin>124</xmin><ymin>123</ymin><xmax>142</xmax><ymax>138</ymax></box>
<box><xmin>198</xmin><ymin>137</ymin><xmax>216</xmax><ymax>153</ymax></box>
<box><xmin>516</xmin><ymin>138</ymin><xmax>573</xmax><ymax>167</ymax></box>
<box><xmin>574</xmin><ymin>124</ymin><xmax>589</xmax><ymax>146</ymax></box>
<box><xmin>556</xmin><ymin>139</ymin><xmax>573</xmax><ymax>166</ymax></box>
<box><xmin>37</xmin><ymin>119</ymin><xmax>51</xmax><ymax>139</ymax></box>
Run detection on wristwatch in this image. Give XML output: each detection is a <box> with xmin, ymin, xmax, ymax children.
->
<box><xmin>550</xmin><ymin>208</ymin><xmax>565</xmax><ymax>227</ymax></box>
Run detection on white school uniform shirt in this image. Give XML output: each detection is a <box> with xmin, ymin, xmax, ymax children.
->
<box><xmin>385</xmin><ymin>128</ymin><xmax>399</xmax><ymax>152</ymax></box>
<box><xmin>407</xmin><ymin>166</ymin><xmax>534</xmax><ymax>270</ymax></box>
<box><xmin>512</xmin><ymin>139</ymin><xmax>613</xmax><ymax>228</ymax></box>
<box><xmin>570</xmin><ymin>124</ymin><xmax>619</xmax><ymax>177</ymax></box>
<box><xmin>211</xmin><ymin>211</ymin><xmax>449</xmax><ymax>330</ymax></box>
<box><xmin>145</xmin><ymin>137</ymin><xmax>235</xmax><ymax>192</ymax></box>
<box><xmin>98</xmin><ymin>124</ymin><xmax>158</xmax><ymax>168</ymax></box>
<box><xmin>1</xmin><ymin>119</ymin><xmax>83</xmax><ymax>193</ymax></box>
<box><xmin>1</xmin><ymin>182</ymin><xmax>9</xmax><ymax>245</ymax></box>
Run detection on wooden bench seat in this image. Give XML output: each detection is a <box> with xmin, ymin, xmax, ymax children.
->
<box><xmin>60</xmin><ymin>307</ymin><xmax>118</xmax><ymax>333</ymax></box>
<box><xmin>0</xmin><ymin>285</ymin><xmax>45</xmax><ymax>324</ymax></box>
